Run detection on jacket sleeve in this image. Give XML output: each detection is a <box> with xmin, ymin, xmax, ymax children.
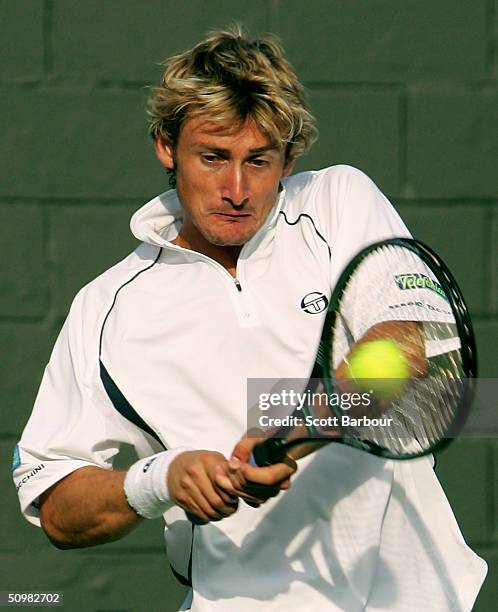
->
<box><xmin>12</xmin><ymin>285</ymin><xmax>145</xmax><ymax>527</ymax></box>
<box><xmin>309</xmin><ymin>165</ymin><xmax>411</xmax><ymax>284</ymax></box>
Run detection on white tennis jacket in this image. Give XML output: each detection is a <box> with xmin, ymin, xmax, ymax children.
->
<box><xmin>14</xmin><ymin>166</ymin><xmax>486</xmax><ymax>611</ymax></box>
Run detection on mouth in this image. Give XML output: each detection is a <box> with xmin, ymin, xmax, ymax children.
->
<box><xmin>213</xmin><ymin>212</ymin><xmax>252</xmax><ymax>219</ymax></box>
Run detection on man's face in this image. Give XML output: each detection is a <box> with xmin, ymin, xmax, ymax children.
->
<box><xmin>155</xmin><ymin>116</ymin><xmax>294</xmax><ymax>247</ymax></box>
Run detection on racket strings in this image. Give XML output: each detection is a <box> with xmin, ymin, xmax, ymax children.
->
<box><xmin>328</xmin><ymin>243</ymin><xmax>465</xmax><ymax>457</ymax></box>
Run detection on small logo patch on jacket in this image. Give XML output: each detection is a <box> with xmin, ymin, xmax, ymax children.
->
<box><xmin>12</xmin><ymin>444</ymin><xmax>21</xmax><ymax>472</ymax></box>
<box><xmin>301</xmin><ymin>292</ymin><xmax>329</xmax><ymax>314</ymax></box>
<box><xmin>394</xmin><ymin>273</ymin><xmax>448</xmax><ymax>301</ymax></box>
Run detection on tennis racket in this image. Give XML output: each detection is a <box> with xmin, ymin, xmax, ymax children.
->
<box><xmin>250</xmin><ymin>237</ymin><xmax>477</xmax><ymax>467</ymax></box>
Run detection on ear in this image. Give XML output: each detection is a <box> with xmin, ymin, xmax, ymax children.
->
<box><xmin>282</xmin><ymin>156</ymin><xmax>295</xmax><ymax>178</ymax></box>
<box><xmin>154</xmin><ymin>137</ymin><xmax>175</xmax><ymax>170</ymax></box>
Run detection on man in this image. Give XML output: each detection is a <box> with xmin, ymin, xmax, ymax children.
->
<box><xmin>14</xmin><ymin>27</ymin><xmax>486</xmax><ymax>611</ymax></box>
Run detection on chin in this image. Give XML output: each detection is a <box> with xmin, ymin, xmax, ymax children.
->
<box><xmin>208</xmin><ymin>234</ymin><xmax>250</xmax><ymax>247</ymax></box>
<box><xmin>203</xmin><ymin>226</ymin><xmax>257</xmax><ymax>247</ymax></box>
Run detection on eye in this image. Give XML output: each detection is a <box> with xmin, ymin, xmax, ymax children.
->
<box><xmin>249</xmin><ymin>157</ymin><xmax>269</xmax><ymax>167</ymax></box>
<box><xmin>201</xmin><ymin>154</ymin><xmax>223</xmax><ymax>164</ymax></box>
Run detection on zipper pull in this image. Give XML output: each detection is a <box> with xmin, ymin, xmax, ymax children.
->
<box><xmin>234</xmin><ymin>279</ymin><xmax>242</xmax><ymax>292</ymax></box>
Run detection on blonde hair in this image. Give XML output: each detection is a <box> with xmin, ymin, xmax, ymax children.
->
<box><xmin>148</xmin><ymin>26</ymin><xmax>317</xmax><ymax>170</ymax></box>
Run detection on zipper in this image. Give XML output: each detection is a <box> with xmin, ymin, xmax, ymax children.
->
<box><xmin>161</xmin><ymin>242</ymin><xmax>246</xmax><ymax>293</ymax></box>
<box><xmin>142</xmin><ymin>185</ymin><xmax>284</xmax><ymax>295</ymax></box>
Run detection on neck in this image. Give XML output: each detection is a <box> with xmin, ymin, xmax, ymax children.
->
<box><xmin>172</xmin><ymin>230</ymin><xmax>242</xmax><ymax>278</ymax></box>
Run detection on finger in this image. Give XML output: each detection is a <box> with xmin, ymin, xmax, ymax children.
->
<box><xmin>192</xmin><ymin>494</ymin><xmax>235</xmax><ymax>521</ymax></box>
<box><xmin>218</xmin><ymin>459</ymin><xmax>285</xmax><ymax>504</ymax></box>
<box><xmin>279</xmin><ymin>478</ymin><xmax>292</xmax><ymax>490</ymax></box>
<box><xmin>238</xmin><ymin>492</ymin><xmax>271</xmax><ymax>506</ymax></box>
<box><xmin>231</xmin><ymin>432</ymin><xmax>266</xmax><ymax>463</ymax></box>
<box><xmin>213</xmin><ymin>468</ymin><xmax>239</xmax><ymax>506</ymax></box>
<box><xmin>213</xmin><ymin>466</ymin><xmax>240</xmax><ymax>502</ymax></box>
<box><xmin>214</xmin><ymin>463</ymin><xmax>246</xmax><ymax>496</ymax></box>
<box><xmin>215</xmin><ymin>474</ymin><xmax>276</xmax><ymax>506</ymax></box>
<box><xmin>240</xmin><ymin>461</ymin><xmax>297</xmax><ymax>487</ymax></box>
<box><xmin>175</xmin><ymin>494</ymin><xmax>211</xmax><ymax>522</ymax></box>
<box><xmin>199</xmin><ymin>480</ymin><xmax>239</xmax><ymax>519</ymax></box>
<box><xmin>212</xmin><ymin>481</ymin><xmax>240</xmax><ymax>505</ymax></box>
<box><xmin>227</xmin><ymin>457</ymin><xmax>249</xmax><ymax>488</ymax></box>
<box><xmin>185</xmin><ymin>471</ymin><xmax>239</xmax><ymax>519</ymax></box>
<box><xmin>216</xmin><ymin>487</ymin><xmax>239</xmax><ymax>505</ymax></box>
<box><xmin>185</xmin><ymin>458</ymin><xmax>239</xmax><ymax>515</ymax></box>
<box><xmin>226</xmin><ymin>456</ymin><xmax>296</xmax><ymax>501</ymax></box>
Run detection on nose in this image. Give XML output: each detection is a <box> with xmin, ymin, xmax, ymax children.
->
<box><xmin>221</xmin><ymin>165</ymin><xmax>249</xmax><ymax>207</ymax></box>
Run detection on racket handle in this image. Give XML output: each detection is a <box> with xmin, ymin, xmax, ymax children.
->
<box><xmin>250</xmin><ymin>438</ymin><xmax>289</xmax><ymax>467</ymax></box>
<box><xmin>186</xmin><ymin>511</ymin><xmax>208</xmax><ymax>525</ymax></box>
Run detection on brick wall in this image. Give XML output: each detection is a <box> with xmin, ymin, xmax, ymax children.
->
<box><xmin>1</xmin><ymin>1</ymin><xmax>496</xmax><ymax>610</ymax></box>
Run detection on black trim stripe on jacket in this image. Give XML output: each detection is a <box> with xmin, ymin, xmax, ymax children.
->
<box><xmin>97</xmin><ymin>247</ymin><xmax>194</xmax><ymax>587</ymax></box>
<box><xmin>279</xmin><ymin>211</ymin><xmax>332</xmax><ymax>257</ymax></box>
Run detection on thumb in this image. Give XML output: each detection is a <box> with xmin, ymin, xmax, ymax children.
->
<box><xmin>231</xmin><ymin>429</ymin><xmax>266</xmax><ymax>464</ymax></box>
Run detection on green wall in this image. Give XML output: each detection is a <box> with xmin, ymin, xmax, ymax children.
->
<box><xmin>1</xmin><ymin>1</ymin><xmax>496</xmax><ymax>610</ymax></box>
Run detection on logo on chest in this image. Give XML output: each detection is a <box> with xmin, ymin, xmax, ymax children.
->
<box><xmin>300</xmin><ymin>291</ymin><xmax>329</xmax><ymax>314</ymax></box>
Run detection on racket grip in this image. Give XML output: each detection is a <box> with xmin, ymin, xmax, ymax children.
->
<box><xmin>250</xmin><ymin>438</ymin><xmax>289</xmax><ymax>467</ymax></box>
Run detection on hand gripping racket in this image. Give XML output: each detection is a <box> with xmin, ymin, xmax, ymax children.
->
<box><xmin>250</xmin><ymin>238</ymin><xmax>477</xmax><ymax>466</ymax></box>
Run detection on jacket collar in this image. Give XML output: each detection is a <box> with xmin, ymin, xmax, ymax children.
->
<box><xmin>129</xmin><ymin>185</ymin><xmax>287</xmax><ymax>251</ymax></box>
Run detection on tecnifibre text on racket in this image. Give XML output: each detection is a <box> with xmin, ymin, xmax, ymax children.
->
<box><xmin>250</xmin><ymin>238</ymin><xmax>477</xmax><ymax>467</ymax></box>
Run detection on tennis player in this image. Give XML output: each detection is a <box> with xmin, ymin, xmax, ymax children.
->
<box><xmin>13</xmin><ymin>27</ymin><xmax>486</xmax><ymax>611</ymax></box>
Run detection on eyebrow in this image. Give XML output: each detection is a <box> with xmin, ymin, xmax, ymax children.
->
<box><xmin>194</xmin><ymin>144</ymin><xmax>279</xmax><ymax>156</ymax></box>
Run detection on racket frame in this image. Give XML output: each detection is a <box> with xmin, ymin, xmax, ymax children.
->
<box><xmin>318</xmin><ymin>237</ymin><xmax>477</xmax><ymax>459</ymax></box>
<box><xmin>252</xmin><ymin>238</ymin><xmax>477</xmax><ymax>467</ymax></box>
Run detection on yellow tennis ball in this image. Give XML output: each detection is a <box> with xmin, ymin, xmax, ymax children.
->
<box><xmin>346</xmin><ymin>339</ymin><xmax>409</xmax><ymax>398</ymax></box>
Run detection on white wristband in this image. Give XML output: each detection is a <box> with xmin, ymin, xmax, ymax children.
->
<box><xmin>123</xmin><ymin>447</ymin><xmax>193</xmax><ymax>519</ymax></box>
